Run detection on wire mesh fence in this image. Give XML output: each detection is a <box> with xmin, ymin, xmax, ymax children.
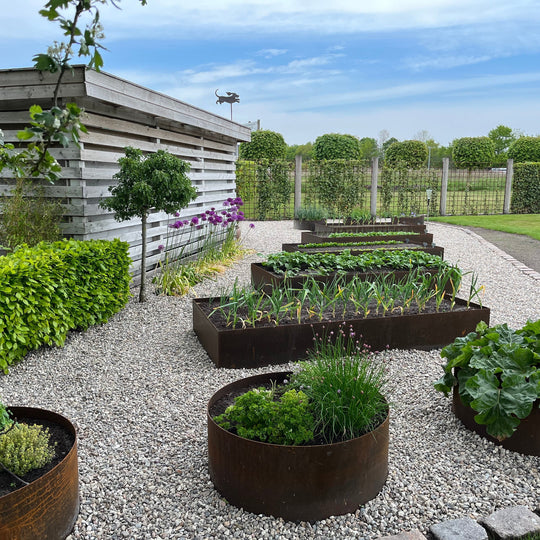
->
<box><xmin>235</xmin><ymin>159</ymin><xmax>511</xmax><ymax>220</ymax></box>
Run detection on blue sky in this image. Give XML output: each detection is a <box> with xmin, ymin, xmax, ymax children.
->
<box><xmin>2</xmin><ymin>0</ymin><xmax>540</xmax><ymax>146</ymax></box>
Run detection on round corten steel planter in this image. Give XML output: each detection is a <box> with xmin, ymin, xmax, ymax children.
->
<box><xmin>208</xmin><ymin>372</ymin><xmax>389</xmax><ymax>522</ymax></box>
<box><xmin>0</xmin><ymin>407</ymin><xmax>79</xmax><ymax>540</ymax></box>
<box><xmin>452</xmin><ymin>387</ymin><xmax>540</xmax><ymax>457</ymax></box>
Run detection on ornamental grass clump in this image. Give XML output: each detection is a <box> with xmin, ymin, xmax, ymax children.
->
<box><xmin>290</xmin><ymin>323</ymin><xmax>389</xmax><ymax>443</ymax></box>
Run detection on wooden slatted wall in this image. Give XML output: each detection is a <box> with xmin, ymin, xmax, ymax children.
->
<box><xmin>0</xmin><ymin>66</ymin><xmax>251</xmax><ymax>279</ymax></box>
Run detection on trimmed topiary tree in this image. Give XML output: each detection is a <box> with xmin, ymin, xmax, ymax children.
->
<box><xmin>100</xmin><ymin>147</ymin><xmax>197</xmax><ymax>302</ymax></box>
<box><xmin>451</xmin><ymin>137</ymin><xmax>495</xmax><ymax>170</ymax></box>
<box><xmin>239</xmin><ymin>130</ymin><xmax>287</xmax><ymax>160</ymax></box>
<box><xmin>384</xmin><ymin>140</ymin><xmax>428</xmax><ymax>169</ymax></box>
<box><xmin>508</xmin><ymin>136</ymin><xmax>540</xmax><ymax>163</ymax></box>
<box><xmin>451</xmin><ymin>137</ymin><xmax>495</xmax><ymax>214</ymax></box>
<box><xmin>312</xmin><ymin>133</ymin><xmax>361</xmax><ymax>160</ymax></box>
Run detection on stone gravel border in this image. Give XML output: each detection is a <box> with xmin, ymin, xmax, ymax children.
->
<box><xmin>0</xmin><ymin>221</ymin><xmax>538</xmax><ymax>539</ymax></box>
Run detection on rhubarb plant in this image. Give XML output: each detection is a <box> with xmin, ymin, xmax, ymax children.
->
<box><xmin>434</xmin><ymin>319</ymin><xmax>540</xmax><ymax>441</ymax></box>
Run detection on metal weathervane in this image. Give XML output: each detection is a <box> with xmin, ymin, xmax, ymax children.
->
<box><xmin>215</xmin><ymin>89</ymin><xmax>239</xmax><ymax>120</ymax></box>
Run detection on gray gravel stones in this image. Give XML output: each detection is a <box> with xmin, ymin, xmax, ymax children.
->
<box><xmin>0</xmin><ymin>220</ymin><xmax>539</xmax><ymax>539</ymax></box>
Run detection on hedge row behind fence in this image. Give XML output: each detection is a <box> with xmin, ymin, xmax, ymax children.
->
<box><xmin>511</xmin><ymin>162</ymin><xmax>540</xmax><ymax>214</ymax></box>
<box><xmin>235</xmin><ymin>160</ymin><xmax>293</xmax><ymax>220</ymax></box>
<box><xmin>236</xmin><ymin>159</ymin><xmax>512</xmax><ymax>220</ymax></box>
<box><xmin>0</xmin><ymin>239</ymin><xmax>131</xmax><ymax>372</ymax></box>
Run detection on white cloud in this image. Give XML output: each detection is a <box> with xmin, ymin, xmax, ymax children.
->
<box><xmin>257</xmin><ymin>49</ymin><xmax>288</xmax><ymax>58</ymax></box>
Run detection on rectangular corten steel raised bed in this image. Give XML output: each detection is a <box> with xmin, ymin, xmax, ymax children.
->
<box><xmin>192</xmin><ymin>298</ymin><xmax>490</xmax><ymax>368</ymax></box>
<box><xmin>314</xmin><ymin>223</ymin><xmax>427</xmax><ymax>234</ymax></box>
<box><xmin>281</xmin><ymin>242</ymin><xmax>444</xmax><ymax>258</ymax></box>
<box><xmin>300</xmin><ymin>231</ymin><xmax>434</xmax><ymax>245</ymax></box>
<box><xmin>250</xmin><ymin>262</ymin><xmax>453</xmax><ymax>291</ymax></box>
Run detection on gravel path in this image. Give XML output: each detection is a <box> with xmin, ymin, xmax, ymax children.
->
<box><xmin>1</xmin><ymin>221</ymin><xmax>539</xmax><ymax>539</ymax></box>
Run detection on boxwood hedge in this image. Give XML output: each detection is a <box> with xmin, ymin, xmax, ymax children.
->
<box><xmin>0</xmin><ymin>239</ymin><xmax>131</xmax><ymax>372</ymax></box>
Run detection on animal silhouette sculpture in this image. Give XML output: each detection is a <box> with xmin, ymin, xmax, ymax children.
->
<box><xmin>215</xmin><ymin>89</ymin><xmax>240</xmax><ymax>104</ymax></box>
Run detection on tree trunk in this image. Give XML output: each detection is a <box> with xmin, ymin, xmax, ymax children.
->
<box><xmin>139</xmin><ymin>212</ymin><xmax>147</xmax><ymax>302</ymax></box>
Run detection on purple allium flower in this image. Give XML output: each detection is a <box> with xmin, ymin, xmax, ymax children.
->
<box><xmin>337</xmin><ymin>389</ymin><xmax>341</xmax><ymax>394</ymax></box>
<box><xmin>158</xmin><ymin>244</ymin><xmax>164</xmax><ymax>251</ymax></box>
<box><xmin>174</xmin><ymin>211</ymin><xmax>180</xmax><ymax>217</ymax></box>
<box><xmin>249</xmin><ymin>223</ymin><xmax>255</xmax><ymax>228</ymax></box>
<box><xmin>223</xmin><ymin>201</ymin><xmax>229</xmax><ymax>206</ymax></box>
<box><xmin>191</xmin><ymin>216</ymin><xmax>199</xmax><ymax>225</ymax></box>
<box><xmin>183</xmin><ymin>220</ymin><xmax>189</xmax><ymax>225</ymax></box>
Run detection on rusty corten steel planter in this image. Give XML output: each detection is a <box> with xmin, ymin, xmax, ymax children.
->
<box><xmin>300</xmin><ymin>231</ymin><xmax>434</xmax><ymax>245</ymax></box>
<box><xmin>208</xmin><ymin>371</ymin><xmax>389</xmax><ymax>521</ymax></box>
<box><xmin>314</xmin><ymin>223</ymin><xmax>427</xmax><ymax>234</ymax></box>
<box><xmin>293</xmin><ymin>219</ymin><xmax>326</xmax><ymax>231</ymax></box>
<box><xmin>0</xmin><ymin>407</ymin><xmax>79</xmax><ymax>540</ymax></box>
<box><xmin>452</xmin><ymin>388</ymin><xmax>540</xmax><ymax>457</ymax></box>
<box><xmin>193</xmin><ymin>297</ymin><xmax>490</xmax><ymax>368</ymax></box>
<box><xmin>250</xmin><ymin>262</ymin><xmax>454</xmax><ymax>292</ymax></box>
<box><xmin>281</xmin><ymin>242</ymin><xmax>444</xmax><ymax>258</ymax></box>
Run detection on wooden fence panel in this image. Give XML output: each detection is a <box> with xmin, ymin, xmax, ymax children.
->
<box><xmin>0</xmin><ymin>66</ymin><xmax>251</xmax><ymax>281</ymax></box>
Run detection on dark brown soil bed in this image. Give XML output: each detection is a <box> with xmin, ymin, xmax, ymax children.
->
<box><xmin>0</xmin><ymin>417</ymin><xmax>75</xmax><ymax>497</ymax></box>
<box><xmin>199</xmin><ymin>296</ymin><xmax>477</xmax><ymax>330</ymax></box>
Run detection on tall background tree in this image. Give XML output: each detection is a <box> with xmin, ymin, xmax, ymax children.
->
<box><xmin>99</xmin><ymin>147</ymin><xmax>197</xmax><ymax>303</ymax></box>
<box><xmin>488</xmin><ymin>125</ymin><xmax>516</xmax><ymax>167</ymax></box>
<box><xmin>358</xmin><ymin>137</ymin><xmax>379</xmax><ymax>160</ymax></box>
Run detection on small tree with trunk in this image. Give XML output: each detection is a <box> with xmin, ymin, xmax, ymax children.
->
<box><xmin>100</xmin><ymin>147</ymin><xmax>197</xmax><ymax>302</ymax></box>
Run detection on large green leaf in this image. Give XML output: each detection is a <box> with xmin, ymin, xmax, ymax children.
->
<box><xmin>466</xmin><ymin>370</ymin><xmax>536</xmax><ymax>440</ymax></box>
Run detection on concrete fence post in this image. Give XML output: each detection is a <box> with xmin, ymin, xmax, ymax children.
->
<box><xmin>503</xmin><ymin>159</ymin><xmax>514</xmax><ymax>214</ymax></box>
<box><xmin>440</xmin><ymin>158</ymin><xmax>449</xmax><ymax>216</ymax></box>
<box><xmin>370</xmin><ymin>157</ymin><xmax>379</xmax><ymax>217</ymax></box>
<box><xmin>294</xmin><ymin>154</ymin><xmax>302</xmax><ymax>217</ymax></box>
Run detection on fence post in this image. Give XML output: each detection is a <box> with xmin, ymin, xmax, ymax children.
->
<box><xmin>503</xmin><ymin>159</ymin><xmax>513</xmax><ymax>214</ymax></box>
<box><xmin>370</xmin><ymin>157</ymin><xmax>378</xmax><ymax>217</ymax></box>
<box><xmin>440</xmin><ymin>158</ymin><xmax>449</xmax><ymax>216</ymax></box>
<box><xmin>294</xmin><ymin>155</ymin><xmax>302</xmax><ymax>217</ymax></box>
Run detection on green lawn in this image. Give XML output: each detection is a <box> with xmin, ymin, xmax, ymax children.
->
<box><xmin>430</xmin><ymin>214</ymin><xmax>540</xmax><ymax>241</ymax></box>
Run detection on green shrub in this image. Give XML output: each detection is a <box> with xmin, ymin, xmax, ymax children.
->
<box><xmin>214</xmin><ymin>387</ymin><xmax>314</xmax><ymax>445</ymax></box>
<box><xmin>508</xmin><ymin>136</ymin><xmax>540</xmax><ymax>163</ymax></box>
<box><xmin>312</xmin><ymin>133</ymin><xmax>361</xmax><ymax>160</ymax></box>
<box><xmin>385</xmin><ymin>140</ymin><xmax>428</xmax><ymax>169</ymax></box>
<box><xmin>0</xmin><ymin>422</ymin><xmax>55</xmax><ymax>476</ymax></box>
<box><xmin>511</xmin><ymin>162</ymin><xmax>540</xmax><ymax>214</ymax></box>
<box><xmin>452</xmin><ymin>137</ymin><xmax>495</xmax><ymax>169</ymax></box>
<box><xmin>239</xmin><ymin>130</ymin><xmax>287</xmax><ymax>160</ymax></box>
<box><xmin>0</xmin><ymin>239</ymin><xmax>131</xmax><ymax>372</ymax></box>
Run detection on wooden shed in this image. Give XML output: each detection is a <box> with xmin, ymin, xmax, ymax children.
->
<box><xmin>0</xmin><ymin>66</ymin><xmax>251</xmax><ymax>278</ymax></box>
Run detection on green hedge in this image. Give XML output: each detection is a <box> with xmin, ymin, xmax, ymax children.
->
<box><xmin>511</xmin><ymin>162</ymin><xmax>540</xmax><ymax>214</ymax></box>
<box><xmin>0</xmin><ymin>239</ymin><xmax>131</xmax><ymax>372</ymax></box>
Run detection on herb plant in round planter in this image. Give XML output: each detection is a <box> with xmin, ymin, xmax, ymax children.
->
<box><xmin>207</xmin><ymin>327</ymin><xmax>389</xmax><ymax>521</ymax></box>
<box><xmin>0</xmin><ymin>402</ymin><xmax>79</xmax><ymax>539</ymax></box>
<box><xmin>434</xmin><ymin>319</ymin><xmax>540</xmax><ymax>456</ymax></box>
